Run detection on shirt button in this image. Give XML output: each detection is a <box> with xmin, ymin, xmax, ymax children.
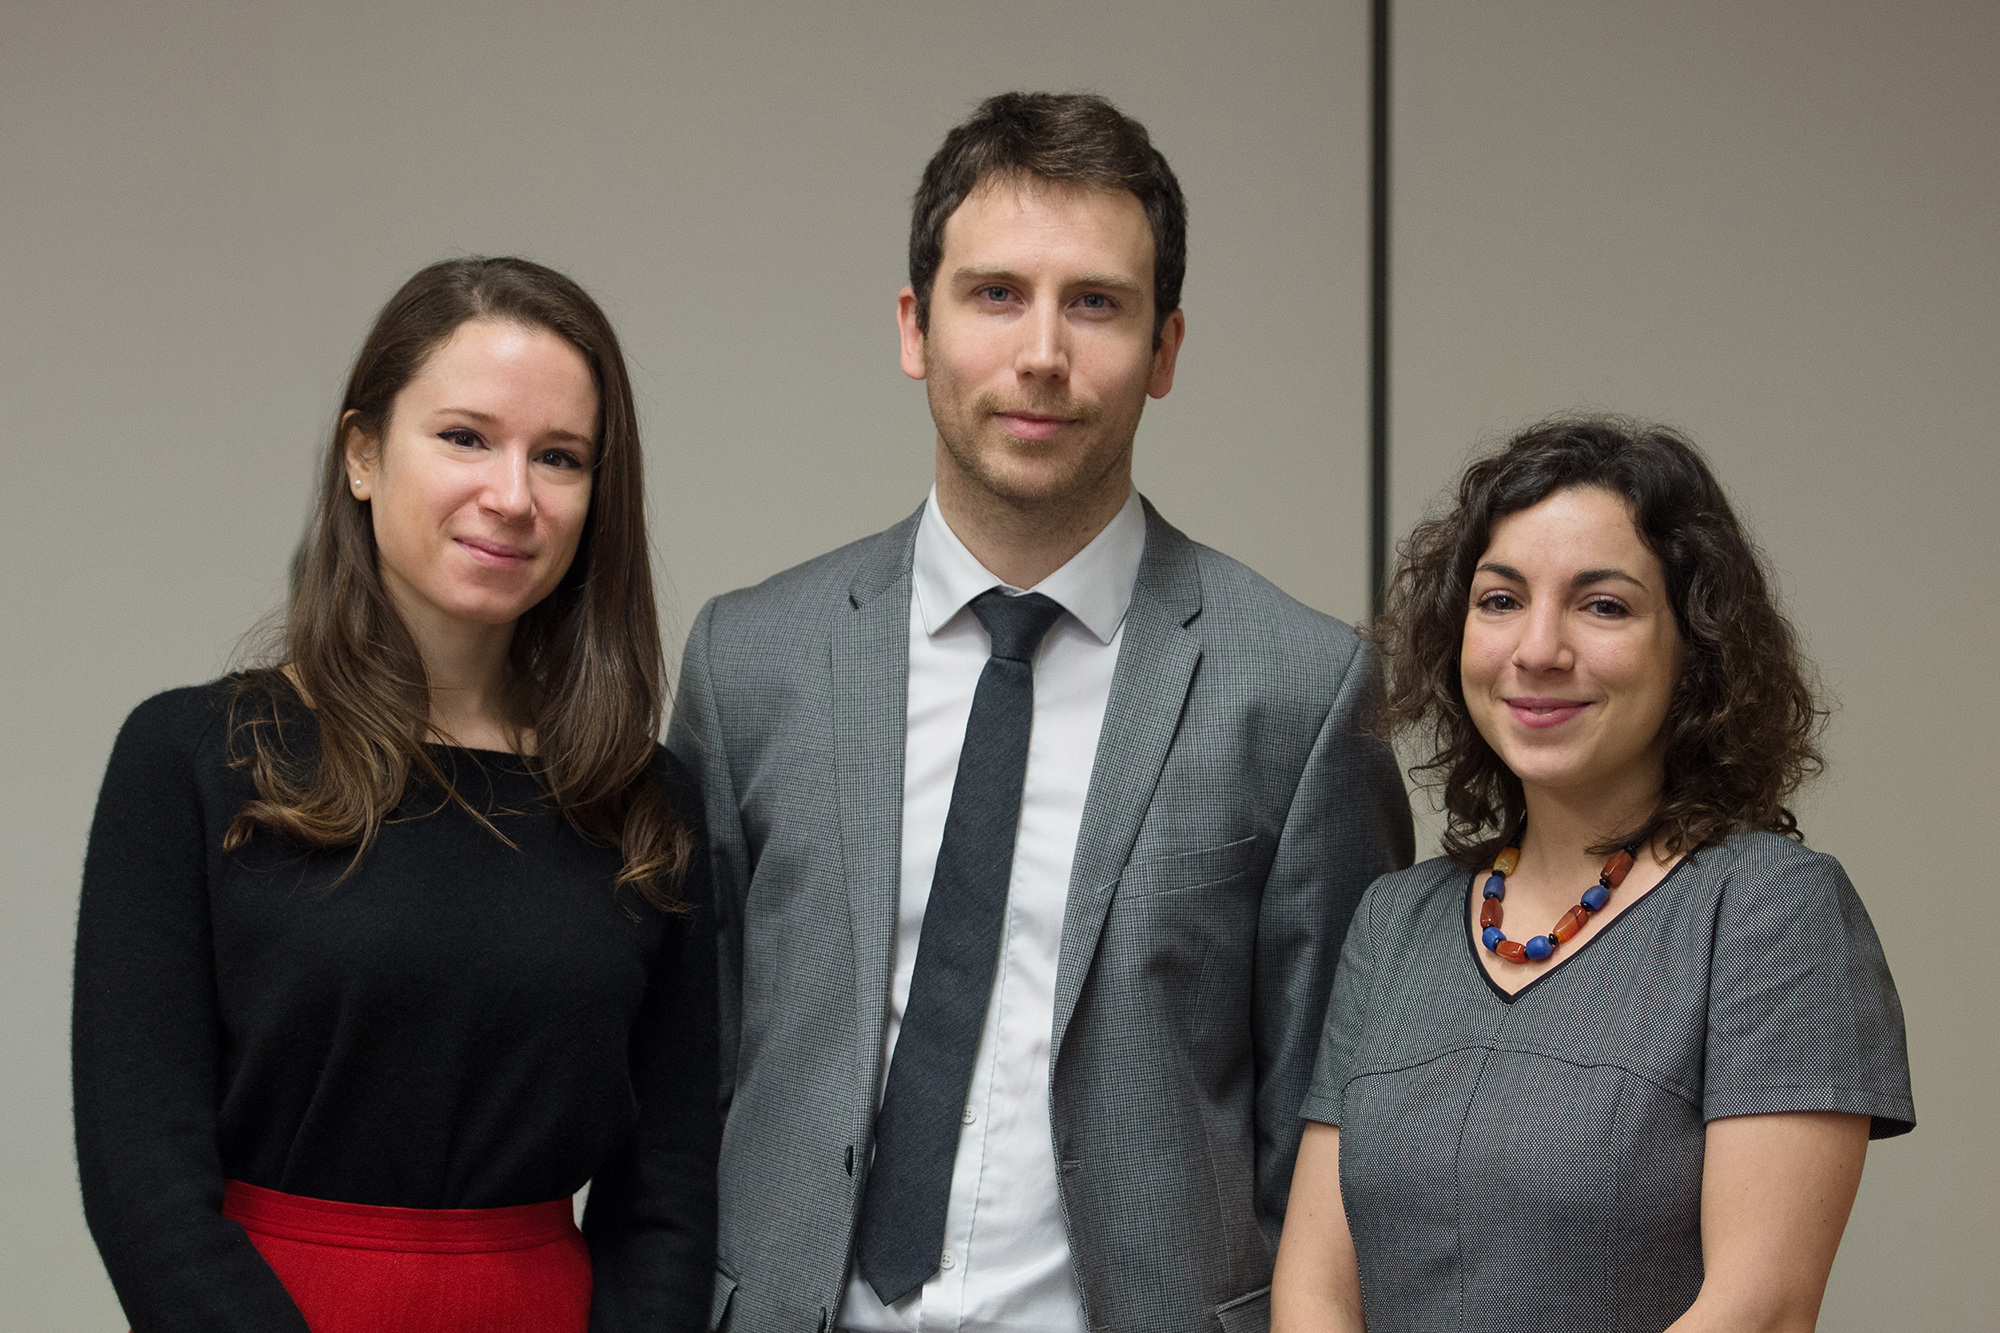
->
<box><xmin>962</xmin><ymin>1107</ymin><xmax>976</xmax><ymax>1125</ymax></box>
<box><xmin>939</xmin><ymin>1251</ymin><xmax>955</xmax><ymax>1270</ymax></box>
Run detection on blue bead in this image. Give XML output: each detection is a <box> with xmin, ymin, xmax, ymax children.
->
<box><xmin>1523</xmin><ymin>935</ymin><xmax>1555</xmax><ymax>961</ymax></box>
<box><xmin>1483</xmin><ymin>873</ymin><xmax>1507</xmax><ymax>899</ymax></box>
<box><xmin>1581</xmin><ymin>883</ymin><xmax>1611</xmax><ymax>912</ymax></box>
<box><xmin>1482</xmin><ymin>926</ymin><xmax>1505</xmax><ymax>951</ymax></box>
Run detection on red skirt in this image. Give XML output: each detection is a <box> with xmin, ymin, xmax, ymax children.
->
<box><xmin>222</xmin><ymin>1180</ymin><xmax>592</xmax><ymax>1333</ymax></box>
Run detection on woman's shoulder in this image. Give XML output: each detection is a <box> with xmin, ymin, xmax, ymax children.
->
<box><xmin>1691</xmin><ymin>828</ymin><xmax>1891</xmax><ymax>968</ymax></box>
<box><xmin>114</xmin><ymin>678</ymin><xmax>237</xmax><ymax>755</ymax></box>
<box><xmin>112</xmin><ymin>673</ymin><xmax>309</xmax><ymax>768</ymax></box>
<box><xmin>1691</xmin><ymin>827</ymin><xmax>1854</xmax><ymax>900</ymax></box>
<box><xmin>1367</xmin><ymin>853</ymin><xmax>1468</xmax><ymax>895</ymax></box>
<box><xmin>1352</xmin><ymin>854</ymin><xmax>1467</xmax><ymax>935</ymax></box>
<box><xmin>95</xmin><ymin>679</ymin><xmax>271</xmax><ymax>819</ymax></box>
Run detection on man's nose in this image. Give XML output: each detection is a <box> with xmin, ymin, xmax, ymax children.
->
<box><xmin>1014</xmin><ymin>301</ymin><xmax>1070</xmax><ymax>380</ymax></box>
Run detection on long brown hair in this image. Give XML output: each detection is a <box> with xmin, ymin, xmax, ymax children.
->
<box><xmin>1378</xmin><ymin>414</ymin><xmax>1827</xmax><ymax>869</ymax></box>
<box><xmin>226</xmin><ymin>256</ymin><xmax>690</xmax><ymax>909</ymax></box>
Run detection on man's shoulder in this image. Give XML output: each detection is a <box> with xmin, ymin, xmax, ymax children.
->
<box><xmin>1161</xmin><ymin>522</ymin><xmax>1366</xmax><ymax>672</ymax></box>
<box><xmin>1190</xmin><ymin>542</ymin><xmax>1353</xmax><ymax>636</ymax></box>
<box><xmin>701</xmin><ymin>511</ymin><xmax>919</xmax><ymax>639</ymax></box>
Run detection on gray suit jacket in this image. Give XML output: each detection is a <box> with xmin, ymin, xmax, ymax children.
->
<box><xmin>668</xmin><ymin>500</ymin><xmax>1413</xmax><ymax>1333</ymax></box>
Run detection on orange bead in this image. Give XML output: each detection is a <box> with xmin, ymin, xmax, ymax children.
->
<box><xmin>1494</xmin><ymin>939</ymin><xmax>1528</xmax><ymax>963</ymax></box>
<box><xmin>1481</xmin><ymin>898</ymin><xmax>1505</xmax><ymax>929</ymax></box>
<box><xmin>1492</xmin><ymin>847</ymin><xmax>1521</xmax><ymax>876</ymax></box>
<box><xmin>1553</xmin><ymin>905</ymin><xmax>1590</xmax><ymax>943</ymax></box>
<box><xmin>1602</xmin><ymin>849</ymin><xmax>1635</xmax><ymax>887</ymax></box>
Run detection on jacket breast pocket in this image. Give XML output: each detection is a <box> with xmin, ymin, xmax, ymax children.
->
<box><xmin>1215</xmin><ymin>1283</ymin><xmax>1271</xmax><ymax>1333</ymax></box>
<box><xmin>1112</xmin><ymin>835</ymin><xmax>1260</xmax><ymax>900</ymax></box>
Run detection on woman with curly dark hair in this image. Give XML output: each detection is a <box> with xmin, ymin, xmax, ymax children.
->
<box><xmin>72</xmin><ymin>257</ymin><xmax>716</xmax><ymax>1332</ymax></box>
<box><xmin>1272</xmin><ymin>416</ymin><xmax>1912</xmax><ymax>1332</ymax></box>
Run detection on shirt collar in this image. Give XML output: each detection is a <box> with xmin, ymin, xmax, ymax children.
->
<box><xmin>912</xmin><ymin>486</ymin><xmax>1145</xmax><ymax>645</ymax></box>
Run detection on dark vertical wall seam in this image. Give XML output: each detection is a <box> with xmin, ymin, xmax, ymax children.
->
<box><xmin>1369</xmin><ymin>0</ymin><xmax>1392</xmax><ymax>620</ymax></box>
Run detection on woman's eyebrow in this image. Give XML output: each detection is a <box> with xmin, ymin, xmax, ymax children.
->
<box><xmin>1474</xmin><ymin>561</ymin><xmax>1648</xmax><ymax>591</ymax></box>
<box><xmin>1571</xmin><ymin>567</ymin><xmax>1647</xmax><ymax>590</ymax></box>
<box><xmin>434</xmin><ymin>406</ymin><xmax>594</xmax><ymax>450</ymax></box>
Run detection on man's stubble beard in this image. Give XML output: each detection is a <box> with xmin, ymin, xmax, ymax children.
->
<box><xmin>927</xmin><ymin>378</ymin><xmax>1141</xmax><ymax>528</ymax></box>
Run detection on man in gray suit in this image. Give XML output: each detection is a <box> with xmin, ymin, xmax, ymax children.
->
<box><xmin>669</xmin><ymin>92</ymin><xmax>1413</xmax><ymax>1333</ymax></box>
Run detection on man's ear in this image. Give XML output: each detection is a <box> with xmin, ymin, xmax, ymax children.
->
<box><xmin>897</xmin><ymin>286</ymin><xmax>928</xmax><ymax>381</ymax></box>
<box><xmin>341</xmin><ymin>411</ymin><xmax>379</xmax><ymax>501</ymax></box>
<box><xmin>1147</xmin><ymin>308</ymin><xmax>1186</xmax><ymax>400</ymax></box>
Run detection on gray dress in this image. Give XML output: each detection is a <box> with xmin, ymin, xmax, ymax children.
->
<box><xmin>1301</xmin><ymin>830</ymin><xmax>1913</xmax><ymax>1333</ymax></box>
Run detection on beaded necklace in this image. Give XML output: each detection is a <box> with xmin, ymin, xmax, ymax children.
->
<box><xmin>1479</xmin><ymin>834</ymin><xmax>1644</xmax><ymax>964</ymax></box>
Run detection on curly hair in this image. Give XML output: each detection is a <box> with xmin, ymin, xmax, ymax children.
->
<box><xmin>1379</xmin><ymin>414</ymin><xmax>1826</xmax><ymax>868</ymax></box>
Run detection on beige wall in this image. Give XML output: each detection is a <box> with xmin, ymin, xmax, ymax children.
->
<box><xmin>1389</xmin><ymin>3</ymin><xmax>1999</xmax><ymax>1328</ymax></box>
<box><xmin>0</xmin><ymin>2</ymin><xmax>1369</xmax><ymax>1326</ymax></box>
<box><xmin>4</xmin><ymin>1</ymin><xmax>1992</xmax><ymax>1327</ymax></box>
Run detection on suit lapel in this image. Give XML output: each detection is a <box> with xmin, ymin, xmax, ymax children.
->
<box><xmin>1051</xmin><ymin>500</ymin><xmax>1204</xmax><ymax>1061</ymax></box>
<box><xmin>830</xmin><ymin>509</ymin><xmax>922</xmax><ymax>1091</ymax></box>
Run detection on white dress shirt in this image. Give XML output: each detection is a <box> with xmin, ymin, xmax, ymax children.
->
<box><xmin>838</xmin><ymin>487</ymin><xmax>1146</xmax><ymax>1333</ymax></box>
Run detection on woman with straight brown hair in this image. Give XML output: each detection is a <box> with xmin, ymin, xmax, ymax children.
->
<box><xmin>73</xmin><ymin>257</ymin><xmax>716</xmax><ymax>1332</ymax></box>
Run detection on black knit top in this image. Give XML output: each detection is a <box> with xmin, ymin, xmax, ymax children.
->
<box><xmin>72</xmin><ymin>681</ymin><xmax>718</xmax><ymax>1332</ymax></box>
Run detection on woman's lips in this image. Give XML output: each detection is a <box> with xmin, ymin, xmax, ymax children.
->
<box><xmin>1505</xmin><ymin>697</ymin><xmax>1590</xmax><ymax>728</ymax></box>
<box><xmin>456</xmin><ymin>537</ymin><xmax>532</xmax><ymax>568</ymax></box>
<box><xmin>995</xmin><ymin>411</ymin><xmax>1073</xmax><ymax>441</ymax></box>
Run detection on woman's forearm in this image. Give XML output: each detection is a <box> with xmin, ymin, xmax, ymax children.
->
<box><xmin>1664</xmin><ymin>1112</ymin><xmax>1869</xmax><ymax>1333</ymax></box>
<box><xmin>1272</xmin><ymin>1122</ymin><xmax>1366</xmax><ymax>1333</ymax></box>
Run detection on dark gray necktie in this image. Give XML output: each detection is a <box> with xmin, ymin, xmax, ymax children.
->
<box><xmin>854</xmin><ymin>588</ymin><xmax>1067</xmax><ymax>1308</ymax></box>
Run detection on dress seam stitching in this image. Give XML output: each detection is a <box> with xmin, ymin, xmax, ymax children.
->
<box><xmin>1346</xmin><ymin>1045</ymin><xmax>1701</xmax><ymax>1110</ymax></box>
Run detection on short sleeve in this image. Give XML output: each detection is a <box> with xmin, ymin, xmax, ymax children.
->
<box><xmin>1299</xmin><ymin>876</ymin><xmax>1382</xmax><ymax>1126</ymax></box>
<box><xmin>1703</xmin><ymin>842</ymin><xmax>1914</xmax><ymax>1138</ymax></box>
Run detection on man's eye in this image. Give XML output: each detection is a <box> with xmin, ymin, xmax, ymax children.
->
<box><xmin>982</xmin><ymin>286</ymin><xmax>1011</xmax><ymax>302</ymax></box>
<box><xmin>1079</xmin><ymin>293</ymin><xmax>1110</xmax><ymax>309</ymax></box>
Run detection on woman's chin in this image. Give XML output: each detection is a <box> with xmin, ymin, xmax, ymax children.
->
<box><xmin>425</xmin><ymin>582</ymin><xmax>555</xmax><ymax>631</ymax></box>
<box><xmin>1490</xmin><ymin>738</ymin><xmax>1592</xmax><ymax>790</ymax></box>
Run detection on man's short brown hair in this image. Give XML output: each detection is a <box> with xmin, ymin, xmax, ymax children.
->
<box><xmin>908</xmin><ymin>92</ymin><xmax>1187</xmax><ymax>346</ymax></box>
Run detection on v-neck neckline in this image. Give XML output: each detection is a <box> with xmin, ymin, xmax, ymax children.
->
<box><xmin>1461</xmin><ymin>852</ymin><xmax>1694</xmax><ymax>1004</ymax></box>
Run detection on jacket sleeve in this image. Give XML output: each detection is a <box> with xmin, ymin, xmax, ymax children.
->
<box><xmin>71</xmin><ymin>692</ymin><xmax>311</xmax><ymax>1332</ymax></box>
<box><xmin>664</xmin><ymin>596</ymin><xmax>751</xmax><ymax>1123</ymax></box>
<box><xmin>584</xmin><ymin>753</ymin><xmax>722</xmax><ymax>1332</ymax></box>
<box><xmin>1250</xmin><ymin>643</ymin><xmax>1412</xmax><ymax>1248</ymax></box>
